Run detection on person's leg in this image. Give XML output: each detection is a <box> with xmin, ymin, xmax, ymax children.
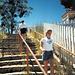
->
<box><xmin>24</xmin><ymin>33</ymin><xmax>26</xmax><ymax>40</ymax></box>
<box><xmin>44</xmin><ymin>60</ymin><xmax>48</xmax><ymax>74</ymax></box>
<box><xmin>22</xmin><ymin>34</ymin><xmax>24</xmax><ymax>39</ymax></box>
<box><xmin>49</xmin><ymin>59</ymin><xmax>54</xmax><ymax>75</ymax></box>
<box><xmin>23</xmin><ymin>28</ymin><xmax>27</xmax><ymax>40</ymax></box>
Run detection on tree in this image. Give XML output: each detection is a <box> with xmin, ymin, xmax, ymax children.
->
<box><xmin>0</xmin><ymin>0</ymin><xmax>33</xmax><ymax>34</ymax></box>
<box><xmin>60</xmin><ymin>0</ymin><xmax>75</xmax><ymax>10</ymax></box>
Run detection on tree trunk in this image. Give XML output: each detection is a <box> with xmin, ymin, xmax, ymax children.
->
<box><xmin>8</xmin><ymin>28</ymin><xmax>9</xmax><ymax>34</ymax></box>
<box><xmin>11</xmin><ymin>21</ymin><xmax>13</xmax><ymax>34</ymax></box>
<box><xmin>8</xmin><ymin>27</ymin><xmax>10</xmax><ymax>34</ymax></box>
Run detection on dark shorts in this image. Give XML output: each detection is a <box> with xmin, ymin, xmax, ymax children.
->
<box><xmin>42</xmin><ymin>51</ymin><xmax>54</xmax><ymax>61</ymax></box>
<box><xmin>20</xmin><ymin>28</ymin><xmax>27</xmax><ymax>34</ymax></box>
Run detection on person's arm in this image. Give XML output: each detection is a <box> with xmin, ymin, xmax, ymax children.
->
<box><xmin>25</xmin><ymin>24</ymin><xmax>28</xmax><ymax>32</ymax></box>
<box><xmin>18</xmin><ymin>28</ymin><xmax>20</xmax><ymax>34</ymax></box>
<box><xmin>52</xmin><ymin>43</ymin><xmax>55</xmax><ymax>53</ymax></box>
<box><xmin>19</xmin><ymin>25</ymin><xmax>20</xmax><ymax>33</ymax></box>
<box><xmin>40</xmin><ymin>41</ymin><xmax>45</xmax><ymax>52</ymax></box>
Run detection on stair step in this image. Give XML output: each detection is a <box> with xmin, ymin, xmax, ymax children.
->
<box><xmin>0</xmin><ymin>55</ymin><xmax>42</xmax><ymax>61</ymax></box>
<box><xmin>0</xmin><ymin>51</ymin><xmax>37</xmax><ymax>55</ymax></box>
<box><xmin>0</xmin><ymin>46</ymin><xmax>36</xmax><ymax>49</ymax></box>
<box><xmin>1</xmin><ymin>52</ymin><xmax>36</xmax><ymax>56</ymax></box>
<box><xmin>0</xmin><ymin>65</ymin><xmax>26</xmax><ymax>73</ymax></box>
<box><xmin>0</xmin><ymin>47</ymin><xmax>20</xmax><ymax>49</ymax></box>
<box><xmin>0</xmin><ymin>45</ymin><xmax>20</xmax><ymax>47</ymax></box>
<box><xmin>0</xmin><ymin>59</ymin><xmax>43</xmax><ymax>66</ymax></box>
<box><xmin>0</xmin><ymin>64</ymin><xmax>51</xmax><ymax>73</ymax></box>
<box><xmin>0</xmin><ymin>41</ymin><xmax>19</xmax><ymax>43</ymax></box>
<box><xmin>6</xmin><ymin>34</ymin><xmax>16</xmax><ymax>35</ymax></box>
<box><xmin>1</xmin><ymin>53</ymin><xmax>38</xmax><ymax>57</ymax></box>
<box><xmin>0</xmin><ymin>71</ymin><xmax>26</xmax><ymax>75</ymax></box>
<box><xmin>30</xmin><ymin>71</ymin><xmax>56</xmax><ymax>75</ymax></box>
<box><xmin>1</xmin><ymin>52</ymin><xmax>25</xmax><ymax>55</ymax></box>
<box><xmin>1</xmin><ymin>38</ymin><xmax>32</xmax><ymax>41</ymax></box>
<box><xmin>0</xmin><ymin>71</ymin><xmax>56</xmax><ymax>75</ymax></box>
<box><xmin>0</xmin><ymin>49</ymin><xmax>37</xmax><ymax>52</ymax></box>
<box><xmin>0</xmin><ymin>59</ymin><xmax>26</xmax><ymax>66</ymax></box>
<box><xmin>0</xmin><ymin>44</ymin><xmax>36</xmax><ymax>47</ymax></box>
<box><xmin>0</xmin><ymin>55</ymin><xmax>26</xmax><ymax>61</ymax></box>
<box><xmin>0</xmin><ymin>43</ymin><xmax>20</xmax><ymax>45</ymax></box>
<box><xmin>2</xmin><ymin>39</ymin><xmax>18</xmax><ymax>40</ymax></box>
<box><xmin>0</xmin><ymin>64</ymin><xmax>57</xmax><ymax>74</ymax></box>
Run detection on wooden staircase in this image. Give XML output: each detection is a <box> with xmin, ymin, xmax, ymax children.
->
<box><xmin>0</xmin><ymin>34</ymin><xmax>58</xmax><ymax>75</ymax></box>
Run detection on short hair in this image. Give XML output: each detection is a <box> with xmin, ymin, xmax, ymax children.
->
<box><xmin>21</xmin><ymin>20</ymin><xmax>24</xmax><ymax>23</ymax></box>
<box><xmin>46</xmin><ymin>29</ymin><xmax>52</xmax><ymax>36</ymax></box>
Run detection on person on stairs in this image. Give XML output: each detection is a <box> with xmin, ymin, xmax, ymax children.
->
<box><xmin>19</xmin><ymin>20</ymin><xmax>27</xmax><ymax>41</ymax></box>
<box><xmin>40</xmin><ymin>29</ymin><xmax>55</xmax><ymax>75</ymax></box>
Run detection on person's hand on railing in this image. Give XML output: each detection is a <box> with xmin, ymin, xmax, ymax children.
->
<box><xmin>18</xmin><ymin>30</ymin><xmax>20</xmax><ymax>34</ymax></box>
<box><xmin>42</xmin><ymin>49</ymin><xmax>45</xmax><ymax>52</ymax></box>
<box><xmin>40</xmin><ymin>46</ymin><xmax>45</xmax><ymax>52</ymax></box>
<box><xmin>52</xmin><ymin>50</ymin><xmax>55</xmax><ymax>53</ymax></box>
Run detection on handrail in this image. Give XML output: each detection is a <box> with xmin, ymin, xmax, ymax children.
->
<box><xmin>30</xmin><ymin>28</ymin><xmax>44</xmax><ymax>37</ymax></box>
<box><xmin>15</xmin><ymin>28</ymin><xmax>47</xmax><ymax>75</ymax></box>
<box><xmin>29</xmin><ymin>28</ymin><xmax>75</xmax><ymax>56</ymax></box>
<box><xmin>54</xmin><ymin>42</ymin><xmax>75</xmax><ymax>56</ymax></box>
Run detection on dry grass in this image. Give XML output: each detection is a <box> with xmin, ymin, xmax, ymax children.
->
<box><xmin>0</xmin><ymin>33</ymin><xmax>7</xmax><ymax>42</ymax></box>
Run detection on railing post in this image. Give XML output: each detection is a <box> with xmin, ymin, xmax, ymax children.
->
<box><xmin>20</xmin><ymin>38</ymin><xmax>22</xmax><ymax>54</ymax></box>
<box><xmin>27</xmin><ymin>47</ymin><xmax>29</xmax><ymax>74</ymax></box>
<box><xmin>30</xmin><ymin>28</ymin><xmax>31</xmax><ymax>34</ymax></box>
<box><xmin>18</xmin><ymin>34</ymin><xmax>19</xmax><ymax>42</ymax></box>
<box><xmin>59</xmin><ymin>47</ymin><xmax>61</xmax><ymax>64</ymax></box>
<box><xmin>15</xmin><ymin>29</ymin><xmax>17</xmax><ymax>39</ymax></box>
<box><xmin>35</xmin><ymin>32</ymin><xmax>36</xmax><ymax>38</ymax></box>
<box><xmin>2</xmin><ymin>31</ymin><xmax>3</xmax><ymax>37</ymax></box>
<box><xmin>0</xmin><ymin>35</ymin><xmax>1</xmax><ymax>41</ymax></box>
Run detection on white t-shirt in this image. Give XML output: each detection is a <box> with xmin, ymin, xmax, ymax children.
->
<box><xmin>41</xmin><ymin>37</ymin><xmax>54</xmax><ymax>51</ymax></box>
<box><xmin>19</xmin><ymin>23</ymin><xmax>26</xmax><ymax>29</ymax></box>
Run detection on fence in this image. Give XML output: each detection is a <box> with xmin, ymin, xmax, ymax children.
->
<box><xmin>44</xmin><ymin>20</ymin><xmax>75</xmax><ymax>54</ymax></box>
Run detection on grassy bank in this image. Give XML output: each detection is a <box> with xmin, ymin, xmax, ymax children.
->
<box><xmin>0</xmin><ymin>33</ymin><xmax>7</xmax><ymax>42</ymax></box>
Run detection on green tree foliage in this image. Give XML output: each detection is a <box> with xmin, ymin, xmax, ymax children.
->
<box><xmin>0</xmin><ymin>0</ymin><xmax>33</xmax><ymax>34</ymax></box>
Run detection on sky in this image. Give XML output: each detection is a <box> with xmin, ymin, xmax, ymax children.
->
<box><xmin>17</xmin><ymin>0</ymin><xmax>66</xmax><ymax>26</ymax></box>
<box><xmin>0</xmin><ymin>0</ymin><xmax>66</xmax><ymax>27</ymax></box>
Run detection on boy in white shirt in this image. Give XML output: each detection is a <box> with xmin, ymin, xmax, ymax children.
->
<box><xmin>40</xmin><ymin>29</ymin><xmax>55</xmax><ymax>75</ymax></box>
<box><xmin>19</xmin><ymin>20</ymin><xmax>27</xmax><ymax>41</ymax></box>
